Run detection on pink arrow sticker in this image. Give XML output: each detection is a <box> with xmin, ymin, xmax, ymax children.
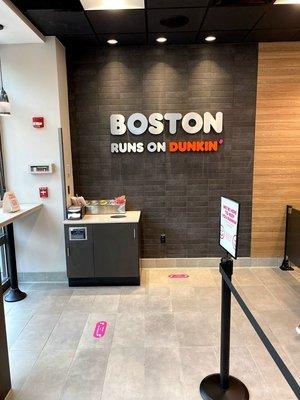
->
<box><xmin>169</xmin><ymin>273</ymin><xmax>189</xmax><ymax>279</ymax></box>
<box><xmin>93</xmin><ymin>321</ymin><xmax>108</xmax><ymax>339</ymax></box>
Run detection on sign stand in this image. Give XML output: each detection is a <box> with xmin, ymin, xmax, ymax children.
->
<box><xmin>200</xmin><ymin>257</ymin><xmax>249</xmax><ymax>400</ymax></box>
<box><xmin>200</xmin><ymin>197</ymin><xmax>249</xmax><ymax>399</ymax></box>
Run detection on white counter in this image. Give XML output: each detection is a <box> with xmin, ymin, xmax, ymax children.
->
<box><xmin>0</xmin><ymin>204</ymin><xmax>43</xmax><ymax>228</ymax></box>
<box><xmin>63</xmin><ymin>211</ymin><xmax>141</xmax><ymax>225</ymax></box>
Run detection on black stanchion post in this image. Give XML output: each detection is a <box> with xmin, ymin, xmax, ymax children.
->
<box><xmin>220</xmin><ymin>257</ymin><xmax>232</xmax><ymax>390</ymax></box>
<box><xmin>4</xmin><ymin>224</ymin><xmax>27</xmax><ymax>302</ymax></box>
<box><xmin>199</xmin><ymin>258</ymin><xmax>249</xmax><ymax>400</ymax></box>
<box><xmin>280</xmin><ymin>205</ymin><xmax>294</xmax><ymax>271</ymax></box>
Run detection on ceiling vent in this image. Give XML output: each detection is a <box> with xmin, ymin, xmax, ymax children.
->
<box><xmin>160</xmin><ymin>15</ymin><xmax>189</xmax><ymax>29</ymax></box>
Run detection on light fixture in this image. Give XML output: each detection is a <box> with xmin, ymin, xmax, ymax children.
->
<box><xmin>0</xmin><ymin>59</ymin><xmax>10</xmax><ymax>116</ymax></box>
<box><xmin>107</xmin><ymin>39</ymin><xmax>118</xmax><ymax>45</ymax></box>
<box><xmin>80</xmin><ymin>0</ymin><xmax>145</xmax><ymax>10</ymax></box>
<box><xmin>205</xmin><ymin>35</ymin><xmax>216</xmax><ymax>42</ymax></box>
<box><xmin>274</xmin><ymin>0</ymin><xmax>300</xmax><ymax>4</ymax></box>
<box><xmin>156</xmin><ymin>37</ymin><xmax>167</xmax><ymax>43</ymax></box>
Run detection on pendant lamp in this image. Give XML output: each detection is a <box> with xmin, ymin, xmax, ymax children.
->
<box><xmin>0</xmin><ymin>59</ymin><xmax>10</xmax><ymax>116</ymax></box>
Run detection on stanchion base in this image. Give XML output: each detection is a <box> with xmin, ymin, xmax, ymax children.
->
<box><xmin>280</xmin><ymin>259</ymin><xmax>294</xmax><ymax>271</ymax></box>
<box><xmin>200</xmin><ymin>374</ymin><xmax>249</xmax><ymax>400</ymax></box>
<box><xmin>5</xmin><ymin>288</ymin><xmax>27</xmax><ymax>302</ymax></box>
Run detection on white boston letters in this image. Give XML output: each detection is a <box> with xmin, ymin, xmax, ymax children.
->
<box><xmin>110</xmin><ymin>112</ymin><xmax>223</xmax><ymax>136</ymax></box>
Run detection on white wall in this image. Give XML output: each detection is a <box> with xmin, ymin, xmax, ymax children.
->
<box><xmin>0</xmin><ymin>37</ymin><xmax>73</xmax><ymax>275</ymax></box>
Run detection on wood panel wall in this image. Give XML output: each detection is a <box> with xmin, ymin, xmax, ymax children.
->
<box><xmin>251</xmin><ymin>42</ymin><xmax>300</xmax><ymax>257</ymax></box>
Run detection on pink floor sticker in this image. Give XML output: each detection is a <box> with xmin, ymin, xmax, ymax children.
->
<box><xmin>93</xmin><ymin>321</ymin><xmax>108</xmax><ymax>339</ymax></box>
<box><xmin>169</xmin><ymin>273</ymin><xmax>189</xmax><ymax>279</ymax></box>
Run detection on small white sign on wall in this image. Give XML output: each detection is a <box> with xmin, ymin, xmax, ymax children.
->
<box><xmin>220</xmin><ymin>197</ymin><xmax>240</xmax><ymax>259</ymax></box>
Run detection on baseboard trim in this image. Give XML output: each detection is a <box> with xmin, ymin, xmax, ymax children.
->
<box><xmin>141</xmin><ymin>257</ymin><xmax>281</xmax><ymax>269</ymax></box>
<box><xmin>17</xmin><ymin>257</ymin><xmax>282</xmax><ymax>282</ymax></box>
<box><xmin>18</xmin><ymin>272</ymin><xmax>67</xmax><ymax>283</ymax></box>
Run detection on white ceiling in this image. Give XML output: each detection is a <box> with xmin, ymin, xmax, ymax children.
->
<box><xmin>0</xmin><ymin>0</ymin><xmax>44</xmax><ymax>44</ymax></box>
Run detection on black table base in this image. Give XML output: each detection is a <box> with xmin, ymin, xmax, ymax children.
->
<box><xmin>4</xmin><ymin>224</ymin><xmax>27</xmax><ymax>303</ymax></box>
<box><xmin>4</xmin><ymin>288</ymin><xmax>26</xmax><ymax>302</ymax></box>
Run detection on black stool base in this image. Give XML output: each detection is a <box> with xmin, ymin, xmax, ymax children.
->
<box><xmin>200</xmin><ymin>374</ymin><xmax>249</xmax><ymax>400</ymax></box>
<box><xmin>5</xmin><ymin>288</ymin><xmax>27</xmax><ymax>302</ymax></box>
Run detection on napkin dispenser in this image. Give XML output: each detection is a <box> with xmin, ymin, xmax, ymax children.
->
<box><xmin>67</xmin><ymin>205</ymin><xmax>85</xmax><ymax>220</ymax></box>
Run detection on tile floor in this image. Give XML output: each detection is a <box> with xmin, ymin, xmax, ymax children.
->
<box><xmin>3</xmin><ymin>266</ymin><xmax>300</xmax><ymax>400</ymax></box>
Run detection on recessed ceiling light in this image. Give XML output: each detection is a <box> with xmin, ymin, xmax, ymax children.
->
<box><xmin>274</xmin><ymin>0</ymin><xmax>300</xmax><ymax>3</ymax></box>
<box><xmin>80</xmin><ymin>0</ymin><xmax>145</xmax><ymax>10</ymax></box>
<box><xmin>107</xmin><ymin>39</ymin><xmax>118</xmax><ymax>45</ymax></box>
<box><xmin>156</xmin><ymin>37</ymin><xmax>167</xmax><ymax>43</ymax></box>
<box><xmin>205</xmin><ymin>35</ymin><xmax>216</xmax><ymax>42</ymax></box>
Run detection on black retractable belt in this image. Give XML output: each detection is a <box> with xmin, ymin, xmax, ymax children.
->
<box><xmin>200</xmin><ymin>257</ymin><xmax>300</xmax><ymax>400</ymax></box>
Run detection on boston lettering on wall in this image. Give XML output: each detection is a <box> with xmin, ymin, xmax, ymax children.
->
<box><xmin>110</xmin><ymin>112</ymin><xmax>224</xmax><ymax>153</ymax></box>
<box><xmin>68</xmin><ymin>44</ymin><xmax>258</xmax><ymax>258</ymax></box>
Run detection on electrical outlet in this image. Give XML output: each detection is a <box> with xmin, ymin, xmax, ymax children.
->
<box><xmin>160</xmin><ymin>234</ymin><xmax>166</xmax><ymax>244</ymax></box>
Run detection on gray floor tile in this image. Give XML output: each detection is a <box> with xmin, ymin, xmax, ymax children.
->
<box><xmin>145</xmin><ymin>347</ymin><xmax>185</xmax><ymax>400</ymax></box>
<box><xmin>194</xmin><ymin>287</ymin><xmax>221</xmax><ymax>315</ymax></box>
<box><xmin>145</xmin><ymin>290</ymin><xmax>172</xmax><ymax>314</ymax></box>
<box><xmin>16</xmin><ymin>349</ymin><xmax>74</xmax><ymax>400</ymax></box>
<box><xmin>118</xmin><ymin>294</ymin><xmax>145</xmax><ymax>313</ymax></box>
<box><xmin>174</xmin><ymin>311</ymin><xmax>214</xmax><ymax>346</ymax></box>
<box><xmin>145</xmin><ymin>312</ymin><xmax>178</xmax><ymax>347</ymax></box>
<box><xmin>64</xmin><ymin>295</ymin><xmax>96</xmax><ymax>312</ymax></box>
<box><xmin>238</xmin><ymin>285</ymin><xmax>284</xmax><ymax>312</ymax></box>
<box><xmin>171</xmin><ymin>286</ymin><xmax>198</xmax><ymax>312</ymax></box>
<box><xmin>122</xmin><ymin>286</ymin><xmax>146</xmax><ymax>295</ymax></box>
<box><xmin>248</xmin><ymin>344</ymin><xmax>299</xmax><ymax>399</ymax></box>
<box><xmin>91</xmin><ymin>294</ymin><xmax>120</xmax><ymax>313</ymax></box>
<box><xmin>179</xmin><ymin>346</ymin><xmax>218</xmax><ymax>386</ymax></box>
<box><xmin>228</xmin><ymin>346</ymin><xmax>268</xmax><ymax>390</ymax></box>
<box><xmin>112</xmin><ymin>312</ymin><xmax>145</xmax><ymax>347</ymax></box>
<box><xmin>60</xmin><ymin>348</ymin><xmax>109</xmax><ymax>400</ymax></box>
<box><xmin>5</xmin><ymin>313</ymin><xmax>33</xmax><ymax>348</ymax></box>
<box><xmin>9</xmin><ymin>350</ymin><xmax>40</xmax><ymax>392</ymax></box>
<box><xmin>233</xmin><ymin>268</ymin><xmax>264</xmax><ymax>286</ymax></box>
<box><xmin>267</xmin><ymin>284</ymin><xmax>300</xmax><ymax>310</ymax></box>
<box><xmin>71</xmin><ymin>286</ymin><xmax>123</xmax><ymax>296</ymax></box>
<box><xmin>35</xmin><ymin>295</ymin><xmax>70</xmax><ymax>315</ymax></box>
<box><xmin>29</xmin><ymin>282</ymin><xmax>70</xmax><ymax>291</ymax></box>
<box><xmin>7</xmin><ymin>291</ymin><xmax>49</xmax><ymax>313</ymax></box>
<box><xmin>11</xmin><ymin>313</ymin><xmax>60</xmax><ymax>352</ymax></box>
<box><xmin>3</xmin><ymin>300</ymin><xmax>16</xmax><ymax>315</ymax></box>
<box><xmin>101</xmin><ymin>347</ymin><xmax>145</xmax><ymax>400</ymax></box>
<box><xmin>45</xmin><ymin>311</ymin><xmax>88</xmax><ymax>351</ymax></box>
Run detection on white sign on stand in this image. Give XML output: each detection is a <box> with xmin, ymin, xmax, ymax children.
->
<box><xmin>220</xmin><ymin>197</ymin><xmax>240</xmax><ymax>259</ymax></box>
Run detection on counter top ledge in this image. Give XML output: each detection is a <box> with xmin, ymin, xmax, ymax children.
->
<box><xmin>63</xmin><ymin>211</ymin><xmax>141</xmax><ymax>225</ymax></box>
<box><xmin>0</xmin><ymin>204</ymin><xmax>43</xmax><ymax>228</ymax></box>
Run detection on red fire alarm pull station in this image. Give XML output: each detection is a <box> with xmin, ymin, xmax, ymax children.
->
<box><xmin>39</xmin><ymin>187</ymin><xmax>48</xmax><ymax>198</ymax></box>
<box><xmin>33</xmin><ymin>117</ymin><xmax>44</xmax><ymax>128</ymax></box>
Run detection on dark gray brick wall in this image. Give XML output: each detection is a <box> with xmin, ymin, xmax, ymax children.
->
<box><xmin>67</xmin><ymin>43</ymin><xmax>258</xmax><ymax>258</ymax></box>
